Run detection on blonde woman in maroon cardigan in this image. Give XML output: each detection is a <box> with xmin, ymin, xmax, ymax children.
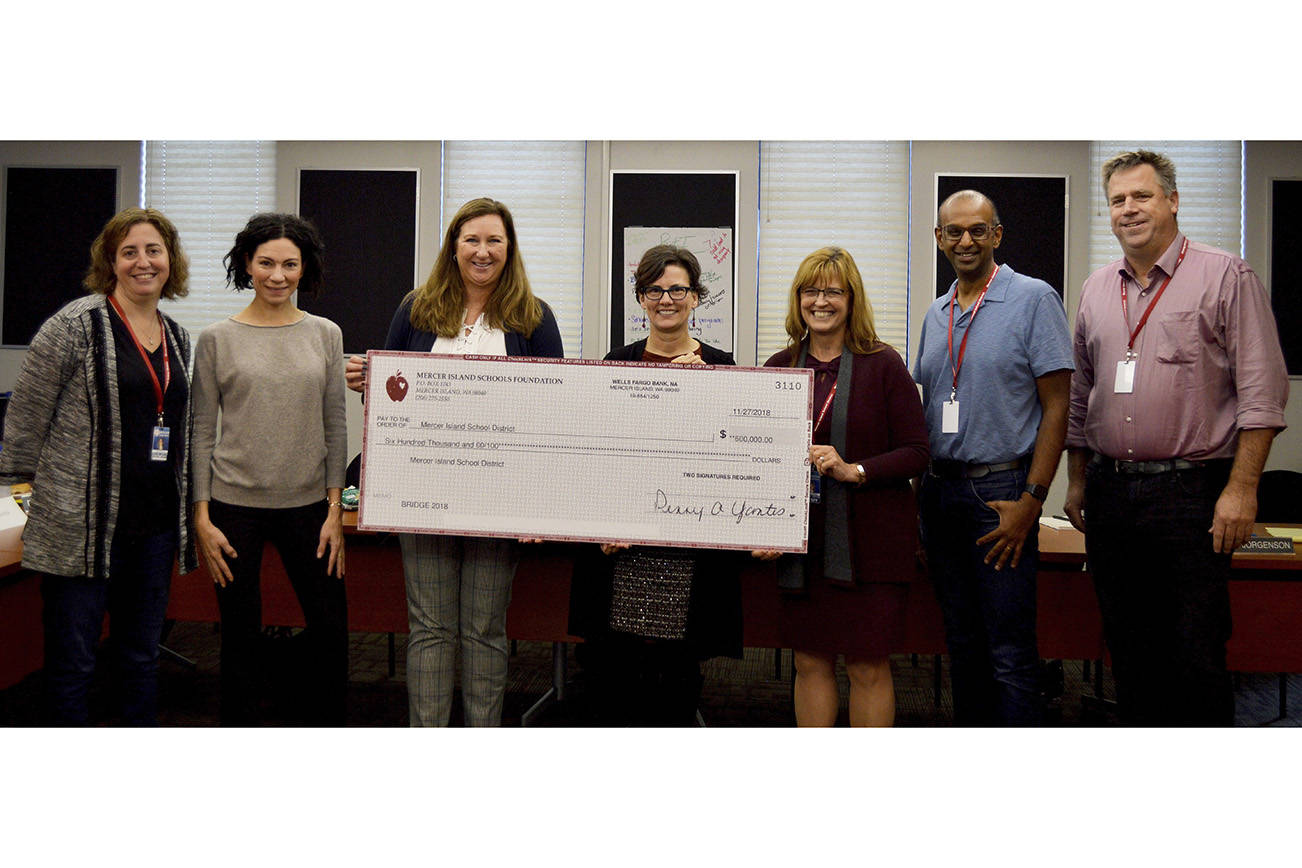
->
<box><xmin>754</xmin><ymin>247</ymin><xmax>929</xmax><ymax>727</ymax></box>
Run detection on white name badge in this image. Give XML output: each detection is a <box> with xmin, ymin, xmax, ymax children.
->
<box><xmin>942</xmin><ymin>400</ymin><xmax>960</xmax><ymax>434</ymax></box>
<box><xmin>1114</xmin><ymin>359</ymin><xmax>1136</xmax><ymax>394</ymax></box>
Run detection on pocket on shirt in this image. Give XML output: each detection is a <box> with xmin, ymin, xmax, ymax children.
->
<box><xmin>1153</xmin><ymin>311</ymin><xmax>1202</xmax><ymax>364</ymax></box>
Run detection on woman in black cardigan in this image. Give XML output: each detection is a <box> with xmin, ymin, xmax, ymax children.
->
<box><xmin>568</xmin><ymin>245</ymin><xmax>742</xmax><ymax>725</ymax></box>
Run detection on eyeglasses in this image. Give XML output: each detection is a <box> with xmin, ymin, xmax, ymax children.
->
<box><xmin>939</xmin><ymin>223</ymin><xmax>997</xmax><ymax>241</ymax></box>
<box><xmin>798</xmin><ymin>287</ymin><xmax>847</xmax><ymax>301</ymax></box>
<box><xmin>639</xmin><ymin>285</ymin><xmax>692</xmax><ymax>301</ymax></box>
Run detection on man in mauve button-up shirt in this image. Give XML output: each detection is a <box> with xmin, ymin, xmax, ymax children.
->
<box><xmin>1064</xmin><ymin>149</ymin><xmax>1289</xmax><ymax>725</ymax></box>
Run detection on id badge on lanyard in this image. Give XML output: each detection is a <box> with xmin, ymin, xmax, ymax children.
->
<box><xmin>150</xmin><ymin>420</ymin><xmax>171</xmax><ymax>462</ymax></box>
<box><xmin>810</xmin><ymin>379</ymin><xmax>837</xmax><ymax>504</ymax></box>
<box><xmin>1115</xmin><ymin>238</ymin><xmax>1188</xmax><ymax>395</ymax></box>
<box><xmin>942</xmin><ymin>395</ymin><xmax>961</xmax><ymax>433</ymax></box>
<box><xmin>1114</xmin><ymin>357</ymin><xmax>1136</xmax><ymax>394</ymax></box>
<box><xmin>108</xmin><ymin>295</ymin><xmax>172</xmax><ymax>462</ymax></box>
<box><xmin>943</xmin><ymin>266</ymin><xmax>998</xmax><ymax>435</ymax></box>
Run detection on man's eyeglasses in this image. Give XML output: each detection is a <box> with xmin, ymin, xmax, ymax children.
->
<box><xmin>939</xmin><ymin>223</ymin><xmax>997</xmax><ymax>241</ymax></box>
<box><xmin>798</xmin><ymin>287</ymin><xmax>847</xmax><ymax>301</ymax></box>
<box><xmin>639</xmin><ymin>286</ymin><xmax>692</xmax><ymax>301</ymax></box>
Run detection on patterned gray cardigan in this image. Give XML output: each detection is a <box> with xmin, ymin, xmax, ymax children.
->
<box><xmin>0</xmin><ymin>294</ymin><xmax>197</xmax><ymax>578</ymax></box>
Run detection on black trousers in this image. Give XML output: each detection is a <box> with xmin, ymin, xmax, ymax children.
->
<box><xmin>578</xmin><ymin>634</ymin><xmax>703</xmax><ymax>726</ymax></box>
<box><xmin>1084</xmin><ymin>461</ymin><xmax>1235</xmax><ymax>726</ymax></box>
<box><xmin>210</xmin><ymin>499</ymin><xmax>348</xmax><ymax>725</ymax></box>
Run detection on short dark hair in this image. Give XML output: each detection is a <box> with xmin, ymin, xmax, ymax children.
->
<box><xmin>84</xmin><ymin>208</ymin><xmax>190</xmax><ymax>299</ymax></box>
<box><xmin>223</xmin><ymin>212</ymin><xmax>326</xmax><ymax>299</ymax></box>
<box><xmin>633</xmin><ymin>244</ymin><xmax>708</xmax><ymax>300</ymax></box>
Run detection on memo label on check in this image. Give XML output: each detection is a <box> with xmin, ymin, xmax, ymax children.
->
<box><xmin>358</xmin><ymin>352</ymin><xmax>813</xmax><ymax>552</ymax></box>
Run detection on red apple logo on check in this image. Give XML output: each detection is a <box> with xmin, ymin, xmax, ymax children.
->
<box><xmin>386</xmin><ymin>370</ymin><xmax>409</xmax><ymax>402</ymax></box>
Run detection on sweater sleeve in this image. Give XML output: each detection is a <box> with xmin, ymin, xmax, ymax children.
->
<box><xmin>189</xmin><ymin>327</ymin><xmax>220</xmax><ymax>504</ymax></box>
<box><xmin>526</xmin><ymin>302</ymin><xmax>564</xmax><ymax>358</ymax></box>
<box><xmin>860</xmin><ymin>349</ymin><xmax>930</xmax><ymax>484</ymax></box>
<box><xmin>0</xmin><ymin>312</ymin><xmax>82</xmax><ymax>484</ymax></box>
<box><xmin>384</xmin><ymin>296</ymin><xmax>416</xmax><ymax>351</ymax></box>
<box><xmin>322</xmin><ymin>319</ymin><xmax>349</xmax><ymax>489</ymax></box>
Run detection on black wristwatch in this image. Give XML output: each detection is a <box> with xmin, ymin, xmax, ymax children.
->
<box><xmin>1023</xmin><ymin>483</ymin><xmax>1048</xmax><ymax>502</ymax></box>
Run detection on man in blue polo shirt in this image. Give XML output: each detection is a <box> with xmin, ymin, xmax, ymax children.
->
<box><xmin>914</xmin><ymin>190</ymin><xmax>1073</xmax><ymax>725</ymax></box>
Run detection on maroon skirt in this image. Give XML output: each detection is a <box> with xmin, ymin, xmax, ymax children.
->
<box><xmin>777</xmin><ymin>581</ymin><xmax>908</xmax><ymax>658</ymax></box>
<box><xmin>777</xmin><ymin>497</ymin><xmax>908</xmax><ymax>657</ymax></box>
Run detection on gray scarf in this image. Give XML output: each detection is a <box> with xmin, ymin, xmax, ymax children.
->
<box><xmin>777</xmin><ymin>344</ymin><xmax>855</xmax><ymax>592</ymax></box>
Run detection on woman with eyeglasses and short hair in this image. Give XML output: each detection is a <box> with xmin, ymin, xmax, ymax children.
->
<box><xmin>568</xmin><ymin>244</ymin><xmax>743</xmax><ymax>725</ymax></box>
<box><xmin>753</xmin><ymin>246</ymin><xmax>929</xmax><ymax>727</ymax></box>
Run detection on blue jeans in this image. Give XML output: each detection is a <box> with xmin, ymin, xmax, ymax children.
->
<box><xmin>920</xmin><ymin>467</ymin><xmax>1042</xmax><ymax>726</ymax></box>
<box><xmin>41</xmin><ymin>531</ymin><xmax>176</xmax><ymax>726</ymax></box>
<box><xmin>1084</xmin><ymin>460</ymin><xmax>1234</xmax><ymax>725</ymax></box>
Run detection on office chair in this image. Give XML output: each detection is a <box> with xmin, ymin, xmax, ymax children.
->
<box><xmin>1253</xmin><ymin>469</ymin><xmax>1302</xmax><ymax>721</ymax></box>
<box><xmin>1256</xmin><ymin>470</ymin><xmax>1302</xmax><ymax>525</ymax></box>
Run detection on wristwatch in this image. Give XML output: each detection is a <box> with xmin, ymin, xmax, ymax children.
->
<box><xmin>1023</xmin><ymin>483</ymin><xmax>1048</xmax><ymax>502</ymax></box>
<box><xmin>855</xmin><ymin>463</ymin><xmax>867</xmax><ymax>486</ymax></box>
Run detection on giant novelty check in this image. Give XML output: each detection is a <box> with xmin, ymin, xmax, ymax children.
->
<box><xmin>358</xmin><ymin>352</ymin><xmax>813</xmax><ymax>551</ymax></box>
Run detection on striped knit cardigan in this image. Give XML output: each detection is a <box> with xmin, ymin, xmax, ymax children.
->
<box><xmin>0</xmin><ymin>294</ymin><xmax>197</xmax><ymax>578</ymax></box>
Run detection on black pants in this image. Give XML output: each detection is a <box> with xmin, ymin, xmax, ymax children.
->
<box><xmin>210</xmin><ymin>500</ymin><xmax>348</xmax><ymax>725</ymax></box>
<box><xmin>579</xmin><ymin>634</ymin><xmax>703</xmax><ymax>726</ymax></box>
<box><xmin>1084</xmin><ymin>461</ymin><xmax>1234</xmax><ymax>726</ymax></box>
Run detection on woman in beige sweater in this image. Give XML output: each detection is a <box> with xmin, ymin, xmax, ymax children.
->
<box><xmin>191</xmin><ymin>213</ymin><xmax>348</xmax><ymax>726</ymax></box>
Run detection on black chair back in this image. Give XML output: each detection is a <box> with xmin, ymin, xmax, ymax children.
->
<box><xmin>1256</xmin><ymin>469</ymin><xmax>1302</xmax><ymax>523</ymax></box>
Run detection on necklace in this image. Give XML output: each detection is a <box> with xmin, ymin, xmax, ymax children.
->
<box><xmin>646</xmin><ymin>332</ymin><xmax>697</xmax><ymax>358</ymax></box>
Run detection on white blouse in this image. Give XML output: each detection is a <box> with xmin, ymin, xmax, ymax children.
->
<box><xmin>431</xmin><ymin>311</ymin><xmax>508</xmax><ymax>356</ymax></box>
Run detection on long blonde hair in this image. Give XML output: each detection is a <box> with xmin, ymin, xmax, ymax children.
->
<box><xmin>407</xmin><ymin>197</ymin><xmax>543</xmax><ymax>337</ymax></box>
<box><xmin>782</xmin><ymin>246</ymin><xmax>882</xmax><ymax>364</ymax></box>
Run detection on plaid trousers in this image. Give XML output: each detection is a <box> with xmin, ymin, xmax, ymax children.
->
<box><xmin>399</xmin><ymin>533</ymin><xmax>518</xmax><ymax>726</ymax></box>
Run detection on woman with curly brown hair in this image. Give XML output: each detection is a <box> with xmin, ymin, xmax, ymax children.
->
<box><xmin>0</xmin><ymin>208</ymin><xmax>196</xmax><ymax>725</ymax></box>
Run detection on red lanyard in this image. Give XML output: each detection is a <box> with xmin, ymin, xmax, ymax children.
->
<box><xmin>107</xmin><ymin>295</ymin><xmax>170</xmax><ymax>423</ymax></box>
<box><xmin>814</xmin><ymin>381</ymin><xmax>837</xmax><ymax>432</ymax></box>
<box><xmin>946</xmin><ymin>265</ymin><xmax>999</xmax><ymax>397</ymax></box>
<box><xmin>1120</xmin><ymin>237</ymin><xmax>1189</xmax><ymax>356</ymax></box>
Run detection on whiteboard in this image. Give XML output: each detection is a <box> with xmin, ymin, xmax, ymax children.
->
<box><xmin>621</xmin><ymin>226</ymin><xmax>735</xmax><ymax>353</ymax></box>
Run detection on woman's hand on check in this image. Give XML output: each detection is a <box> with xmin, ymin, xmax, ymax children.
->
<box><xmin>345</xmin><ymin>355</ymin><xmax>367</xmax><ymax>393</ymax></box>
<box><xmin>751</xmin><ymin>549</ymin><xmax>782</xmax><ymax>561</ymax></box>
<box><xmin>600</xmin><ymin>542</ymin><xmax>632</xmax><ymax>556</ymax></box>
<box><xmin>809</xmin><ymin>445</ymin><xmax>857</xmax><ymax>484</ymax></box>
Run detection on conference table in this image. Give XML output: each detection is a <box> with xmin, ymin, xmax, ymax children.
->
<box><xmin>3</xmin><ymin>516</ymin><xmax>1301</xmax><ymax>714</ymax></box>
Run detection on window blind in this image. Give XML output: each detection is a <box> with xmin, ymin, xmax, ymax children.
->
<box><xmin>144</xmin><ymin>141</ymin><xmax>277</xmax><ymax>339</ymax></box>
<box><xmin>442</xmin><ymin>141</ymin><xmax>587</xmax><ymax>357</ymax></box>
<box><xmin>756</xmin><ymin>141</ymin><xmax>911</xmax><ymax>364</ymax></box>
<box><xmin>1087</xmin><ymin>140</ymin><xmax>1243</xmax><ymax>275</ymax></box>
